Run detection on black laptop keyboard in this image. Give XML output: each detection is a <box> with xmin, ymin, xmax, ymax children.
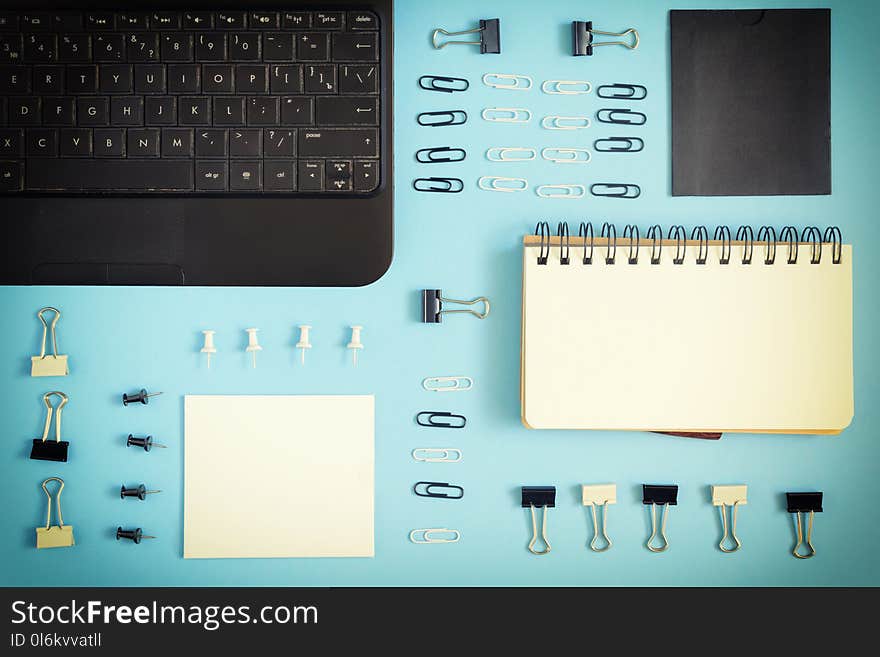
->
<box><xmin>0</xmin><ymin>9</ymin><xmax>381</xmax><ymax>194</ymax></box>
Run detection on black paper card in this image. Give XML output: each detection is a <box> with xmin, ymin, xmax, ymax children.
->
<box><xmin>671</xmin><ymin>9</ymin><xmax>831</xmax><ymax>196</ymax></box>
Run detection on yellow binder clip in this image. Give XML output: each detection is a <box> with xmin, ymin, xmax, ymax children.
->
<box><xmin>31</xmin><ymin>307</ymin><xmax>69</xmax><ymax>377</ymax></box>
<box><xmin>36</xmin><ymin>477</ymin><xmax>75</xmax><ymax>549</ymax></box>
<box><xmin>712</xmin><ymin>485</ymin><xmax>747</xmax><ymax>553</ymax></box>
<box><xmin>582</xmin><ymin>484</ymin><xmax>616</xmax><ymax>552</ymax></box>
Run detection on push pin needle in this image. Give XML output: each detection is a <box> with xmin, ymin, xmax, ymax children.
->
<box><xmin>126</xmin><ymin>434</ymin><xmax>167</xmax><ymax>452</ymax></box>
<box><xmin>122</xmin><ymin>388</ymin><xmax>163</xmax><ymax>406</ymax></box>
<box><xmin>116</xmin><ymin>527</ymin><xmax>156</xmax><ymax>544</ymax></box>
<box><xmin>120</xmin><ymin>484</ymin><xmax>162</xmax><ymax>500</ymax></box>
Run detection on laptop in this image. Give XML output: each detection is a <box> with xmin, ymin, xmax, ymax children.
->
<box><xmin>0</xmin><ymin>1</ymin><xmax>393</xmax><ymax>285</ymax></box>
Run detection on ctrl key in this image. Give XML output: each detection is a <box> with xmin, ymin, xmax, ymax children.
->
<box><xmin>0</xmin><ymin>161</ymin><xmax>23</xmax><ymax>191</ymax></box>
<box><xmin>196</xmin><ymin>160</ymin><xmax>227</xmax><ymax>191</ymax></box>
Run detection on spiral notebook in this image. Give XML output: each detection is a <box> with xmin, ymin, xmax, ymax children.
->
<box><xmin>521</xmin><ymin>223</ymin><xmax>854</xmax><ymax>434</ymax></box>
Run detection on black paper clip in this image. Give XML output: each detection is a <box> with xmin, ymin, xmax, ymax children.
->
<box><xmin>522</xmin><ymin>486</ymin><xmax>555</xmax><ymax>555</ymax></box>
<box><xmin>419</xmin><ymin>75</ymin><xmax>470</xmax><ymax>93</ymax></box>
<box><xmin>597</xmin><ymin>83</ymin><xmax>647</xmax><ymax>100</ymax></box>
<box><xmin>30</xmin><ymin>391</ymin><xmax>70</xmax><ymax>463</ymax></box>
<box><xmin>432</xmin><ymin>18</ymin><xmax>501</xmax><ymax>54</ymax></box>
<box><xmin>643</xmin><ymin>485</ymin><xmax>678</xmax><ymax>553</ymax></box>
<box><xmin>593</xmin><ymin>137</ymin><xmax>644</xmax><ymax>153</ymax></box>
<box><xmin>786</xmin><ymin>492</ymin><xmax>823</xmax><ymax>559</ymax></box>
<box><xmin>417</xmin><ymin>110</ymin><xmax>468</xmax><ymax>127</ymax></box>
<box><xmin>572</xmin><ymin>21</ymin><xmax>639</xmax><ymax>56</ymax></box>
<box><xmin>416</xmin><ymin>411</ymin><xmax>467</xmax><ymax>429</ymax></box>
<box><xmin>414</xmin><ymin>481</ymin><xmax>464</xmax><ymax>499</ymax></box>
<box><xmin>413</xmin><ymin>177</ymin><xmax>464</xmax><ymax>193</ymax></box>
<box><xmin>590</xmin><ymin>183</ymin><xmax>641</xmax><ymax>199</ymax></box>
<box><xmin>416</xmin><ymin>147</ymin><xmax>466</xmax><ymax>164</ymax></box>
<box><xmin>422</xmin><ymin>289</ymin><xmax>490</xmax><ymax>322</ymax></box>
<box><xmin>596</xmin><ymin>108</ymin><xmax>646</xmax><ymax>125</ymax></box>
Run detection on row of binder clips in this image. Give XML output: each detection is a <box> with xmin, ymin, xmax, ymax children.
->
<box><xmin>520</xmin><ymin>485</ymin><xmax>825</xmax><ymax>559</ymax></box>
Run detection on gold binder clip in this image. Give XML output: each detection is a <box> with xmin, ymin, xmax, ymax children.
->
<box><xmin>31</xmin><ymin>307</ymin><xmax>69</xmax><ymax>377</ymax></box>
<box><xmin>787</xmin><ymin>492</ymin><xmax>822</xmax><ymax>559</ymax></box>
<box><xmin>712</xmin><ymin>485</ymin><xmax>747</xmax><ymax>553</ymax></box>
<box><xmin>36</xmin><ymin>477</ymin><xmax>75</xmax><ymax>549</ymax></box>
<box><xmin>582</xmin><ymin>484</ymin><xmax>616</xmax><ymax>552</ymax></box>
<box><xmin>521</xmin><ymin>486</ymin><xmax>555</xmax><ymax>555</ymax></box>
<box><xmin>643</xmin><ymin>484</ymin><xmax>678</xmax><ymax>553</ymax></box>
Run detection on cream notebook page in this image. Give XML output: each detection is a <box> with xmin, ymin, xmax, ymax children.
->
<box><xmin>521</xmin><ymin>238</ymin><xmax>853</xmax><ymax>433</ymax></box>
<box><xmin>185</xmin><ymin>395</ymin><xmax>374</xmax><ymax>559</ymax></box>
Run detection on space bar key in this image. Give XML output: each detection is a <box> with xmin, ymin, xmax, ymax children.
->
<box><xmin>26</xmin><ymin>160</ymin><xmax>194</xmax><ymax>191</ymax></box>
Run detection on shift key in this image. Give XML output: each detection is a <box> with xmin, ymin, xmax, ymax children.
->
<box><xmin>298</xmin><ymin>128</ymin><xmax>377</xmax><ymax>158</ymax></box>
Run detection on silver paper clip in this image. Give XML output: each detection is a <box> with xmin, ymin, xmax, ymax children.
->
<box><xmin>712</xmin><ymin>484</ymin><xmax>747</xmax><ymax>553</ymax></box>
<box><xmin>410</xmin><ymin>528</ymin><xmax>461</xmax><ymax>544</ymax></box>
<box><xmin>31</xmin><ymin>307</ymin><xmax>69</xmax><ymax>377</ymax></box>
<box><xmin>542</xmin><ymin>79</ymin><xmax>592</xmax><ymax>95</ymax></box>
<box><xmin>582</xmin><ymin>484</ymin><xmax>616</xmax><ymax>552</ymax></box>
<box><xmin>542</xmin><ymin>115</ymin><xmax>591</xmax><ymax>130</ymax></box>
<box><xmin>479</xmin><ymin>176</ymin><xmax>528</xmax><ymax>192</ymax></box>
<box><xmin>432</xmin><ymin>18</ymin><xmax>501</xmax><ymax>54</ymax></box>
<box><xmin>422</xmin><ymin>376</ymin><xmax>474</xmax><ymax>392</ymax></box>
<box><xmin>536</xmin><ymin>184</ymin><xmax>586</xmax><ymax>199</ymax></box>
<box><xmin>481</xmin><ymin>107</ymin><xmax>532</xmax><ymax>123</ymax></box>
<box><xmin>486</xmin><ymin>147</ymin><xmax>536</xmax><ymax>162</ymax></box>
<box><xmin>541</xmin><ymin>147</ymin><xmax>591</xmax><ymax>164</ymax></box>
<box><xmin>412</xmin><ymin>448</ymin><xmax>463</xmax><ymax>463</ymax></box>
<box><xmin>482</xmin><ymin>73</ymin><xmax>533</xmax><ymax>91</ymax></box>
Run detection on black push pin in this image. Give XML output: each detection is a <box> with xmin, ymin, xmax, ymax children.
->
<box><xmin>122</xmin><ymin>388</ymin><xmax>163</xmax><ymax>406</ymax></box>
<box><xmin>126</xmin><ymin>434</ymin><xmax>167</xmax><ymax>452</ymax></box>
<box><xmin>120</xmin><ymin>484</ymin><xmax>161</xmax><ymax>500</ymax></box>
<box><xmin>116</xmin><ymin>527</ymin><xmax>156</xmax><ymax>544</ymax></box>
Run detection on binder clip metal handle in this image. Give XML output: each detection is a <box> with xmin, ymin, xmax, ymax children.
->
<box><xmin>36</xmin><ymin>477</ymin><xmax>75</xmax><ymax>549</ymax></box>
<box><xmin>421</xmin><ymin>289</ymin><xmax>490</xmax><ymax>323</ymax></box>
<box><xmin>717</xmin><ymin>503</ymin><xmax>743</xmax><ymax>553</ymax></box>
<box><xmin>31</xmin><ymin>307</ymin><xmax>69</xmax><ymax>377</ymax></box>
<box><xmin>432</xmin><ymin>19</ymin><xmax>501</xmax><ymax>54</ymax></box>
<box><xmin>40</xmin><ymin>391</ymin><xmax>68</xmax><ymax>443</ymax></box>
<box><xmin>646</xmin><ymin>503</ymin><xmax>670</xmax><ymax>553</ymax></box>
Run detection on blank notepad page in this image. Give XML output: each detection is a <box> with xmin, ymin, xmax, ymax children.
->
<box><xmin>521</xmin><ymin>239</ymin><xmax>853</xmax><ymax>433</ymax></box>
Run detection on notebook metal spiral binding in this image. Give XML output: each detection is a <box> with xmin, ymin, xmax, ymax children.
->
<box><xmin>532</xmin><ymin>223</ymin><xmax>844</xmax><ymax>266</ymax></box>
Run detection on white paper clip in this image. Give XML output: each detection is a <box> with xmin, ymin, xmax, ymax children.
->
<box><xmin>412</xmin><ymin>448</ymin><xmax>463</xmax><ymax>463</ymax></box>
<box><xmin>200</xmin><ymin>330</ymin><xmax>216</xmax><ymax>368</ymax></box>
<box><xmin>542</xmin><ymin>79</ymin><xmax>592</xmax><ymax>95</ymax></box>
<box><xmin>481</xmin><ymin>107</ymin><xmax>532</xmax><ymax>123</ymax></box>
<box><xmin>31</xmin><ymin>307</ymin><xmax>69</xmax><ymax>377</ymax></box>
<box><xmin>542</xmin><ymin>147</ymin><xmax>592</xmax><ymax>164</ymax></box>
<box><xmin>478</xmin><ymin>176</ymin><xmax>528</xmax><ymax>192</ymax></box>
<box><xmin>482</xmin><ymin>73</ymin><xmax>533</xmax><ymax>91</ymax></box>
<box><xmin>409</xmin><ymin>528</ymin><xmax>461</xmax><ymax>544</ymax></box>
<box><xmin>422</xmin><ymin>376</ymin><xmax>474</xmax><ymax>392</ymax></box>
<box><xmin>582</xmin><ymin>484</ymin><xmax>617</xmax><ymax>552</ymax></box>
<box><xmin>245</xmin><ymin>328</ymin><xmax>262</xmax><ymax>368</ymax></box>
<box><xmin>486</xmin><ymin>147</ymin><xmax>537</xmax><ymax>162</ymax></box>
<box><xmin>536</xmin><ymin>184</ymin><xmax>587</xmax><ymax>199</ymax></box>
<box><xmin>542</xmin><ymin>115</ymin><xmax>591</xmax><ymax>130</ymax></box>
<box><xmin>712</xmin><ymin>484</ymin><xmax>748</xmax><ymax>553</ymax></box>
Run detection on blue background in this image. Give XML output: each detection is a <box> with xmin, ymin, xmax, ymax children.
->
<box><xmin>2</xmin><ymin>0</ymin><xmax>879</xmax><ymax>586</ymax></box>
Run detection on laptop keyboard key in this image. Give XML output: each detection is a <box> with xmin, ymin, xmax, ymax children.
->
<box><xmin>299</xmin><ymin>128</ymin><xmax>378</xmax><ymax>157</ymax></box>
<box><xmin>230</xmin><ymin>159</ymin><xmax>261</xmax><ymax>190</ymax></box>
<box><xmin>316</xmin><ymin>96</ymin><xmax>377</xmax><ymax>125</ymax></box>
<box><xmin>26</xmin><ymin>158</ymin><xmax>194</xmax><ymax>190</ymax></box>
<box><xmin>229</xmin><ymin>128</ymin><xmax>261</xmax><ymax>157</ymax></box>
<box><xmin>195</xmin><ymin>128</ymin><xmax>227</xmax><ymax>157</ymax></box>
<box><xmin>263</xmin><ymin>159</ymin><xmax>294</xmax><ymax>191</ymax></box>
<box><xmin>59</xmin><ymin>128</ymin><xmax>91</xmax><ymax>156</ymax></box>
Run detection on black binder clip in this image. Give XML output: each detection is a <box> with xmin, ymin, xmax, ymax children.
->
<box><xmin>419</xmin><ymin>75</ymin><xmax>470</xmax><ymax>93</ymax></box>
<box><xmin>593</xmin><ymin>137</ymin><xmax>644</xmax><ymax>153</ymax></box>
<box><xmin>597</xmin><ymin>83</ymin><xmax>647</xmax><ymax>100</ymax></box>
<box><xmin>421</xmin><ymin>289</ymin><xmax>490</xmax><ymax>323</ymax></box>
<box><xmin>572</xmin><ymin>21</ymin><xmax>639</xmax><ymax>56</ymax></box>
<box><xmin>590</xmin><ymin>183</ymin><xmax>641</xmax><ymax>199</ymax></box>
<box><xmin>30</xmin><ymin>391</ymin><xmax>70</xmax><ymax>463</ymax></box>
<box><xmin>416</xmin><ymin>411</ymin><xmax>467</xmax><ymax>429</ymax></box>
<box><xmin>643</xmin><ymin>484</ymin><xmax>678</xmax><ymax>553</ymax></box>
<box><xmin>522</xmin><ymin>487</ymin><xmax>555</xmax><ymax>555</ymax></box>
<box><xmin>415</xmin><ymin>147</ymin><xmax>467</xmax><ymax>163</ymax></box>
<box><xmin>597</xmin><ymin>108</ymin><xmax>646</xmax><ymax>125</ymax></box>
<box><xmin>786</xmin><ymin>492</ymin><xmax>823</xmax><ymax>559</ymax></box>
<box><xmin>413</xmin><ymin>177</ymin><xmax>464</xmax><ymax>193</ymax></box>
<box><xmin>414</xmin><ymin>481</ymin><xmax>464</xmax><ymax>499</ymax></box>
<box><xmin>432</xmin><ymin>18</ymin><xmax>501</xmax><ymax>54</ymax></box>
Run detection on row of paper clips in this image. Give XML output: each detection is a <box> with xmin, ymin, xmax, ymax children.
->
<box><xmin>413</xmin><ymin>177</ymin><xmax>640</xmax><ymax>199</ymax></box>
<box><xmin>420</xmin><ymin>74</ymin><xmax>647</xmax><ymax>99</ymax></box>
<box><xmin>417</xmin><ymin>108</ymin><xmax>646</xmax><ymax>128</ymax></box>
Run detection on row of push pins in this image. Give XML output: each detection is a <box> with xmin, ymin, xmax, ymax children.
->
<box><xmin>34</xmin><ymin>478</ymin><xmax>157</xmax><ymax>549</ymax></box>
<box><xmin>520</xmin><ymin>485</ymin><xmax>825</xmax><ymax>559</ymax></box>
<box><xmin>201</xmin><ymin>325</ymin><xmax>365</xmax><ymax>368</ymax></box>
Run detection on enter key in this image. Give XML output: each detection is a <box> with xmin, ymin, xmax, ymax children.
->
<box><xmin>316</xmin><ymin>97</ymin><xmax>378</xmax><ymax>126</ymax></box>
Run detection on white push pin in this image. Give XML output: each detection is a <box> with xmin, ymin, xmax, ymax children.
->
<box><xmin>347</xmin><ymin>325</ymin><xmax>364</xmax><ymax>366</ymax></box>
<box><xmin>200</xmin><ymin>330</ymin><xmax>216</xmax><ymax>368</ymax></box>
<box><xmin>296</xmin><ymin>325</ymin><xmax>312</xmax><ymax>365</ymax></box>
<box><xmin>245</xmin><ymin>328</ymin><xmax>261</xmax><ymax>368</ymax></box>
